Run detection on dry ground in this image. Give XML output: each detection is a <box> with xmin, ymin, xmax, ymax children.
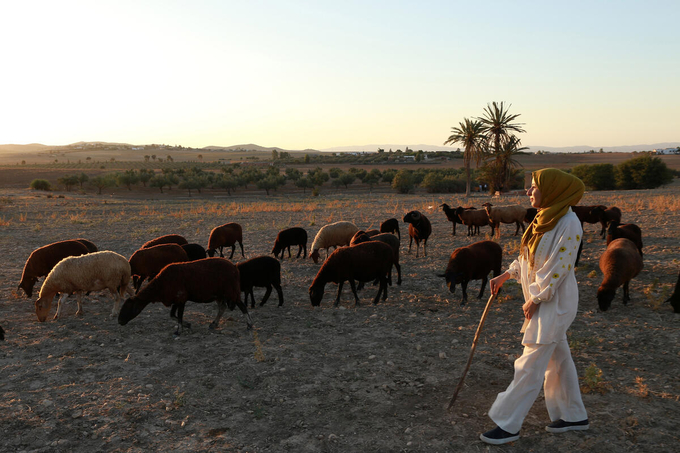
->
<box><xmin>0</xmin><ymin>186</ymin><xmax>678</xmax><ymax>453</ymax></box>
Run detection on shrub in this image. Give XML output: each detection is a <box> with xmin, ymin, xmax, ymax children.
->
<box><xmin>392</xmin><ymin>170</ymin><xmax>414</xmax><ymax>194</ymax></box>
<box><xmin>572</xmin><ymin>163</ymin><xmax>617</xmax><ymax>190</ymax></box>
<box><xmin>30</xmin><ymin>179</ymin><xmax>51</xmax><ymax>191</ymax></box>
<box><xmin>616</xmin><ymin>154</ymin><xmax>673</xmax><ymax>189</ymax></box>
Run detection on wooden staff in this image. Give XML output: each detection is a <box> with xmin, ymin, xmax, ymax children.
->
<box><xmin>447</xmin><ymin>292</ymin><xmax>498</xmax><ymax>410</ymax></box>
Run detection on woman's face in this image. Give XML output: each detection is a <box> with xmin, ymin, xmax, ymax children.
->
<box><xmin>527</xmin><ymin>178</ymin><xmax>542</xmax><ymax>208</ymax></box>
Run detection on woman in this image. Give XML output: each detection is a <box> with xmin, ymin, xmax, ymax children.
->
<box><xmin>480</xmin><ymin>168</ymin><xmax>589</xmax><ymax>445</ymax></box>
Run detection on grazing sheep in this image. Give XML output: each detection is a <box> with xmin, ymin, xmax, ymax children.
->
<box><xmin>350</xmin><ymin>231</ymin><xmax>402</xmax><ymax>285</ymax></box>
<box><xmin>403</xmin><ymin>211</ymin><xmax>432</xmax><ymax>257</ymax></box>
<box><xmin>118</xmin><ymin>258</ymin><xmax>251</xmax><ymax>335</ymax></box>
<box><xmin>272</xmin><ymin>227</ymin><xmax>308</xmax><ymax>260</ymax></box>
<box><xmin>75</xmin><ymin>238</ymin><xmax>98</xmax><ymax>253</ymax></box>
<box><xmin>606</xmin><ymin>220</ymin><xmax>643</xmax><ymax>256</ymax></box>
<box><xmin>440</xmin><ymin>204</ymin><xmax>475</xmax><ymax>235</ymax></box>
<box><xmin>207</xmin><ymin>223</ymin><xmax>244</xmax><ymax>259</ymax></box>
<box><xmin>597</xmin><ymin>238</ymin><xmax>643</xmax><ymax>311</ymax></box>
<box><xmin>19</xmin><ymin>239</ymin><xmax>92</xmax><ymax>297</ymax></box>
<box><xmin>481</xmin><ymin>202</ymin><xmax>527</xmax><ymax>237</ymax></box>
<box><xmin>454</xmin><ymin>207</ymin><xmax>491</xmax><ymax>236</ymax></box>
<box><xmin>309</xmin><ymin>241</ymin><xmax>394</xmax><ymax>307</ymax></box>
<box><xmin>309</xmin><ymin>221</ymin><xmax>359</xmax><ymax>264</ymax></box>
<box><xmin>363</xmin><ymin>229</ymin><xmax>380</xmax><ymax>237</ymax></box>
<box><xmin>591</xmin><ymin>206</ymin><xmax>623</xmax><ymax>239</ymax></box>
<box><xmin>128</xmin><ymin>244</ymin><xmax>189</xmax><ymax>292</ymax></box>
<box><xmin>236</xmin><ymin>256</ymin><xmax>284</xmax><ymax>308</ymax></box>
<box><xmin>35</xmin><ymin>251</ymin><xmax>134</xmax><ymax>322</ymax></box>
<box><xmin>181</xmin><ymin>243</ymin><xmax>208</xmax><ymax>261</ymax></box>
<box><xmin>665</xmin><ymin>271</ymin><xmax>680</xmax><ymax>313</ymax></box>
<box><xmin>571</xmin><ymin>205</ymin><xmax>606</xmax><ymax>228</ymax></box>
<box><xmin>141</xmin><ymin>234</ymin><xmax>188</xmax><ymax>249</ymax></box>
<box><xmin>524</xmin><ymin>207</ymin><xmax>538</xmax><ymax>224</ymax></box>
<box><xmin>438</xmin><ymin>241</ymin><xmax>502</xmax><ymax>306</ymax></box>
<box><xmin>379</xmin><ymin>218</ymin><xmax>401</xmax><ymax>240</ymax></box>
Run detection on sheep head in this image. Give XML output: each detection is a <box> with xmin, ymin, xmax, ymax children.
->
<box><xmin>597</xmin><ymin>287</ymin><xmax>616</xmax><ymax>312</ymax></box>
<box><xmin>309</xmin><ymin>285</ymin><xmax>324</xmax><ymax>306</ymax></box>
<box><xmin>35</xmin><ymin>295</ymin><xmax>54</xmax><ymax>322</ymax></box>
<box><xmin>18</xmin><ymin>277</ymin><xmax>37</xmax><ymax>298</ymax></box>
<box><xmin>118</xmin><ymin>297</ymin><xmax>148</xmax><ymax>325</ymax></box>
<box><xmin>310</xmin><ymin>249</ymin><xmax>321</xmax><ymax>264</ymax></box>
<box><xmin>403</xmin><ymin>211</ymin><xmax>421</xmax><ymax>224</ymax></box>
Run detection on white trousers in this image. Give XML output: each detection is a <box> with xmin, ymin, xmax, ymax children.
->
<box><xmin>488</xmin><ymin>339</ymin><xmax>588</xmax><ymax>434</ymax></box>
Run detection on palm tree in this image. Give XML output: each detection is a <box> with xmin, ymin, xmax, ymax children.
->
<box><xmin>478</xmin><ymin>102</ymin><xmax>525</xmax><ymax>192</ymax></box>
<box><xmin>444</xmin><ymin>118</ymin><xmax>485</xmax><ymax>197</ymax></box>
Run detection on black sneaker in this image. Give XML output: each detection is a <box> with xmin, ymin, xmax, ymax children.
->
<box><xmin>545</xmin><ymin>419</ymin><xmax>590</xmax><ymax>433</ymax></box>
<box><xmin>479</xmin><ymin>426</ymin><xmax>520</xmax><ymax>445</ymax></box>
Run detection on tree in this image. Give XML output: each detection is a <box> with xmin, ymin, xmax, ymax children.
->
<box><xmin>214</xmin><ymin>174</ymin><xmax>238</xmax><ymax>195</ymax></box>
<box><xmin>257</xmin><ymin>176</ymin><xmax>281</xmax><ymax>195</ymax></box>
<box><xmin>144</xmin><ymin>155</ymin><xmax>150</xmax><ymax>162</ymax></box>
<box><xmin>90</xmin><ymin>174</ymin><xmax>117</xmax><ymax>194</ymax></box>
<box><xmin>149</xmin><ymin>175</ymin><xmax>168</xmax><ymax>193</ymax></box>
<box><xmin>477</xmin><ymin>102</ymin><xmax>526</xmax><ymax>192</ymax></box>
<box><xmin>285</xmin><ymin>167</ymin><xmax>302</xmax><ymax>182</ymax></box>
<box><xmin>151</xmin><ymin>154</ymin><xmax>157</xmax><ymax>161</ymax></box>
<box><xmin>116</xmin><ymin>170</ymin><xmax>139</xmax><ymax>190</ymax></box>
<box><xmin>381</xmin><ymin>169</ymin><xmax>397</xmax><ymax>184</ymax></box>
<box><xmin>572</xmin><ymin>164</ymin><xmax>617</xmax><ymax>191</ymax></box>
<box><xmin>57</xmin><ymin>175</ymin><xmax>79</xmax><ymax>191</ymax></box>
<box><xmin>615</xmin><ymin>154</ymin><xmax>673</xmax><ymax>189</ymax></box>
<box><xmin>304</xmin><ymin>154</ymin><xmax>310</xmax><ymax>164</ymax></box>
<box><xmin>338</xmin><ymin>173</ymin><xmax>356</xmax><ymax>189</ymax></box>
<box><xmin>138</xmin><ymin>169</ymin><xmax>153</xmax><ymax>187</ymax></box>
<box><xmin>271</xmin><ymin>149</ymin><xmax>279</xmax><ymax>160</ymax></box>
<box><xmin>444</xmin><ymin>118</ymin><xmax>486</xmax><ymax>197</ymax></box>
<box><xmin>328</xmin><ymin>167</ymin><xmax>343</xmax><ymax>179</ymax></box>
<box><xmin>295</xmin><ymin>177</ymin><xmax>314</xmax><ymax>194</ymax></box>
<box><xmin>77</xmin><ymin>173</ymin><xmax>89</xmax><ymax>189</ymax></box>
<box><xmin>392</xmin><ymin>170</ymin><xmax>414</xmax><ymax>194</ymax></box>
<box><xmin>30</xmin><ymin>179</ymin><xmax>51</xmax><ymax>191</ymax></box>
<box><xmin>197</xmin><ymin>154</ymin><xmax>203</xmax><ymax>162</ymax></box>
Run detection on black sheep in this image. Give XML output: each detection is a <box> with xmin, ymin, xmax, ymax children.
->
<box><xmin>141</xmin><ymin>234</ymin><xmax>188</xmax><ymax>249</ymax></box>
<box><xmin>590</xmin><ymin>206</ymin><xmax>622</xmax><ymax>239</ymax></box>
<box><xmin>403</xmin><ymin>211</ymin><xmax>432</xmax><ymax>257</ymax></box>
<box><xmin>236</xmin><ymin>256</ymin><xmax>284</xmax><ymax>308</ymax></box>
<box><xmin>440</xmin><ymin>204</ymin><xmax>475</xmax><ymax>236</ymax></box>
<box><xmin>439</xmin><ymin>240</ymin><xmax>502</xmax><ymax>306</ymax></box>
<box><xmin>379</xmin><ymin>218</ymin><xmax>400</xmax><ymax>240</ymax></box>
<box><xmin>271</xmin><ymin>227</ymin><xmax>308</xmax><ymax>260</ymax></box>
<box><xmin>181</xmin><ymin>243</ymin><xmax>208</xmax><ymax>261</ymax></box>
<box><xmin>350</xmin><ymin>231</ymin><xmax>402</xmax><ymax>285</ymax></box>
<box><xmin>0</xmin><ymin>325</ymin><xmax>4</xmax><ymax>341</ymax></box>
<box><xmin>119</xmin><ymin>258</ymin><xmax>251</xmax><ymax>336</ymax></box>
<box><xmin>309</xmin><ymin>241</ymin><xmax>394</xmax><ymax>307</ymax></box>
<box><xmin>665</xmin><ymin>271</ymin><xmax>680</xmax><ymax>313</ymax></box>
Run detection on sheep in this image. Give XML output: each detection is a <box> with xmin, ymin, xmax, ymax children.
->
<box><xmin>309</xmin><ymin>241</ymin><xmax>394</xmax><ymax>307</ymax></box>
<box><xmin>571</xmin><ymin>205</ymin><xmax>606</xmax><ymax>228</ymax></box>
<box><xmin>454</xmin><ymin>207</ymin><xmax>491</xmax><ymax>236</ymax></box>
<box><xmin>309</xmin><ymin>221</ymin><xmax>359</xmax><ymax>264</ymax></box>
<box><xmin>379</xmin><ymin>218</ymin><xmax>401</xmax><ymax>240</ymax></box>
<box><xmin>665</xmin><ymin>271</ymin><xmax>680</xmax><ymax>313</ymax></box>
<box><xmin>271</xmin><ymin>227</ymin><xmax>308</xmax><ymax>260</ymax></box>
<box><xmin>128</xmin><ymin>244</ymin><xmax>189</xmax><ymax>292</ymax></box>
<box><xmin>441</xmin><ymin>204</ymin><xmax>475</xmax><ymax>236</ymax></box>
<box><xmin>591</xmin><ymin>206</ymin><xmax>623</xmax><ymax>239</ymax></box>
<box><xmin>118</xmin><ymin>258</ymin><xmax>251</xmax><ymax>336</ymax></box>
<box><xmin>481</xmin><ymin>202</ymin><xmax>527</xmax><ymax>237</ymax></box>
<box><xmin>141</xmin><ymin>234</ymin><xmax>188</xmax><ymax>249</ymax></box>
<box><xmin>34</xmin><ymin>251</ymin><xmax>134</xmax><ymax>322</ymax></box>
<box><xmin>606</xmin><ymin>220</ymin><xmax>643</xmax><ymax>256</ymax></box>
<box><xmin>524</xmin><ymin>207</ymin><xmax>538</xmax><ymax>224</ymax></box>
<box><xmin>350</xmin><ymin>231</ymin><xmax>402</xmax><ymax>285</ymax></box>
<box><xmin>207</xmin><ymin>222</ymin><xmax>244</xmax><ymax>259</ymax></box>
<box><xmin>597</xmin><ymin>238</ymin><xmax>643</xmax><ymax>311</ymax></box>
<box><xmin>363</xmin><ymin>229</ymin><xmax>381</xmax><ymax>237</ymax></box>
<box><xmin>236</xmin><ymin>256</ymin><xmax>284</xmax><ymax>308</ymax></box>
<box><xmin>403</xmin><ymin>211</ymin><xmax>432</xmax><ymax>257</ymax></box>
<box><xmin>19</xmin><ymin>239</ymin><xmax>92</xmax><ymax>297</ymax></box>
<box><xmin>438</xmin><ymin>241</ymin><xmax>502</xmax><ymax>306</ymax></box>
<box><xmin>75</xmin><ymin>238</ymin><xmax>98</xmax><ymax>253</ymax></box>
<box><xmin>181</xmin><ymin>243</ymin><xmax>208</xmax><ymax>261</ymax></box>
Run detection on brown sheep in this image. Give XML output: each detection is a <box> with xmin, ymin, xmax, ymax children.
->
<box><xmin>118</xmin><ymin>258</ymin><xmax>251</xmax><ymax>336</ymax></box>
<box><xmin>454</xmin><ymin>207</ymin><xmax>491</xmax><ymax>236</ymax></box>
<box><xmin>439</xmin><ymin>241</ymin><xmax>502</xmax><ymax>306</ymax></box>
<box><xmin>19</xmin><ymin>240</ymin><xmax>92</xmax><ymax>297</ymax></box>
<box><xmin>597</xmin><ymin>238</ymin><xmax>643</xmax><ymax>311</ymax></box>
<box><xmin>606</xmin><ymin>220</ymin><xmax>643</xmax><ymax>256</ymax></box>
<box><xmin>128</xmin><ymin>244</ymin><xmax>190</xmax><ymax>292</ymax></box>
<box><xmin>440</xmin><ymin>204</ymin><xmax>475</xmax><ymax>235</ymax></box>
<box><xmin>207</xmin><ymin>223</ymin><xmax>244</xmax><ymax>259</ymax></box>
<box><xmin>403</xmin><ymin>211</ymin><xmax>431</xmax><ymax>257</ymax></box>
<box><xmin>379</xmin><ymin>218</ymin><xmax>400</xmax><ymax>240</ymax></box>
<box><xmin>591</xmin><ymin>206</ymin><xmax>622</xmax><ymax>239</ymax></box>
<box><xmin>141</xmin><ymin>234</ymin><xmax>188</xmax><ymax>249</ymax></box>
<box><xmin>350</xmin><ymin>231</ymin><xmax>402</xmax><ymax>285</ymax></box>
<box><xmin>309</xmin><ymin>241</ymin><xmax>394</xmax><ymax>307</ymax></box>
<box><xmin>481</xmin><ymin>202</ymin><xmax>527</xmax><ymax>237</ymax></box>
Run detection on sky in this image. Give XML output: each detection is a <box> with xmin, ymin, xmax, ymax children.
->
<box><xmin>1</xmin><ymin>0</ymin><xmax>679</xmax><ymax>150</ymax></box>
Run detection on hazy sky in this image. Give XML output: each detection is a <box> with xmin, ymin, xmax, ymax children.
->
<box><xmin>2</xmin><ymin>0</ymin><xmax>678</xmax><ymax>150</ymax></box>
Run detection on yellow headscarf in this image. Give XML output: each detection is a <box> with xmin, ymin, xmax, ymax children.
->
<box><xmin>521</xmin><ymin>168</ymin><xmax>585</xmax><ymax>265</ymax></box>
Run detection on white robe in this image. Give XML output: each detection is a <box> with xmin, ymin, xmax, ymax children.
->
<box><xmin>488</xmin><ymin>209</ymin><xmax>587</xmax><ymax>433</ymax></box>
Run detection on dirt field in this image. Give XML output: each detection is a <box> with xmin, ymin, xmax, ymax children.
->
<box><xmin>0</xmin><ymin>185</ymin><xmax>678</xmax><ymax>452</ymax></box>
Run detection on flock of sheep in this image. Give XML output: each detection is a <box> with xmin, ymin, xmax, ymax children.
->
<box><xmin>5</xmin><ymin>201</ymin><xmax>679</xmax><ymax>341</ymax></box>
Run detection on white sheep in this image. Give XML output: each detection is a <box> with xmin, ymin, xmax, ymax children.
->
<box><xmin>35</xmin><ymin>251</ymin><xmax>134</xmax><ymax>322</ymax></box>
<box><xmin>481</xmin><ymin>202</ymin><xmax>527</xmax><ymax>237</ymax></box>
<box><xmin>309</xmin><ymin>221</ymin><xmax>359</xmax><ymax>263</ymax></box>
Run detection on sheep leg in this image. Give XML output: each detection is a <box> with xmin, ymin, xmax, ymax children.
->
<box><xmin>478</xmin><ymin>277</ymin><xmax>488</xmax><ymax>299</ymax></box>
<box><xmin>239</xmin><ymin>241</ymin><xmax>245</xmax><ymax>258</ymax></box>
<box><xmin>219</xmin><ymin>246</ymin><xmax>224</xmax><ymax>258</ymax></box>
<box><xmin>348</xmin><ymin>279</ymin><xmax>360</xmax><ymax>307</ymax></box>
<box><xmin>229</xmin><ymin>245</ymin><xmax>235</xmax><ymax>259</ymax></box>
<box><xmin>623</xmin><ymin>281</ymin><xmax>630</xmax><ymax>304</ymax></box>
<box><xmin>334</xmin><ymin>281</ymin><xmax>345</xmax><ymax>307</ymax></box>
<box><xmin>296</xmin><ymin>245</ymin><xmax>302</xmax><ymax>258</ymax></box>
<box><xmin>514</xmin><ymin>222</ymin><xmax>521</xmax><ymax>236</ymax></box>
<box><xmin>170</xmin><ymin>304</ymin><xmax>178</xmax><ymax>320</ymax></box>
<box><xmin>274</xmin><ymin>283</ymin><xmax>284</xmax><ymax>307</ymax></box>
<box><xmin>260</xmin><ymin>285</ymin><xmax>273</xmax><ymax>306</ymax></box>
<box><xmin>357</xmin><ymin>281</ymin><xmax>365</xmax><ymax>291</ymax></box>
<box><xmin>395</xmin><ymin>262</ymin><xmax>402</xmax><ymax>285</ymax></box>
<box><xmin>460</xmin><ymin>282</ymin><xmax>469</xmax><ymax>307</ymax></box>
<box><xmin>174</xmin><ymin>303</ymin><xmax>186</xmax><ymax>336</ymax></box>
<box><xmin>234</xmin><ymin>299</ymin><xmax>253</xmax><ymax>330</ymax></box>
<box><xmin>210</xmin><ymin>301</ymin><xmax>227</xmax><ymax>330</ymax></box>
<box><xmin>408</xmin><ymin>237</ymin><xmax>413</xmax><ymax>254</ymax></box>
<box><xmin>287</xmin><ymin>246</ymin><xmax>292</xmax><ymax>259</ymax></box>
<box><xmin>54</xmin><ymin>293</ymin><xmax>69</xmax><ymax>319</ymax></box>
<box><xmin>75</xmin><ymin>292</ymin><xmax>85</xmax><ymax>317</ymax></box>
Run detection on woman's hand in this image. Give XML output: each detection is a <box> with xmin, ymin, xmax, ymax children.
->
<box><xmin>523</xmin><ymin>300</ymin><xmax>538</xmax><ymax>319</ymax></box>
<box><xmin>490</xmin><ymin>272</ymin><xmax>511</xmax><ymax>295</ymax></box>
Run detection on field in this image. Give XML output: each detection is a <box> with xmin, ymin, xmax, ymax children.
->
<box><xmin>0</xmin><ymin>184</ymin><xmax>679</xmax><ymax>452</ymax></box>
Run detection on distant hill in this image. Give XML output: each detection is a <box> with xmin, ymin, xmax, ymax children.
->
<box><xmin>203</xmin><ymin>143</ymin><xmax>319</xmax><ymax>153</ymax></box>
<box><xmin>0</xmin><ymin>143</ymin><xmax>54</xmax><ymax>153</ymax></box>
<box><xmin>321</xmin><ymin>142</ymin><xmax>680</xmax><ymax>153</ymax></box>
